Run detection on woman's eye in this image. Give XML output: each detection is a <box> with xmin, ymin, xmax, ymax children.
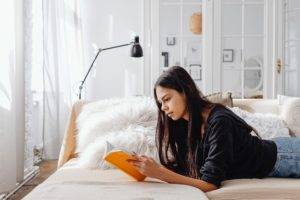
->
<box><xmin>165</xmin><ymin>98</ymin><xmax>170</xmax><ymax>102</ymax></box>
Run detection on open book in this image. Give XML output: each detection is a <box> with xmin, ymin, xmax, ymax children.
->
<box><xmin>104</xmin><ymin>149</ymin><xmax>146</xmax><ymax>181</ymax></box>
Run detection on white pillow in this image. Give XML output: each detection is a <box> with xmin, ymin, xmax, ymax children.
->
<box><xmin>229</xmin><ymin>107</ymin><xmax>290</xmax><ymax>139</ymax></box>
<box><xmin>278</xmin><ymin>95</ymin><xmax>300</xmax><ymax>137</ymax></box>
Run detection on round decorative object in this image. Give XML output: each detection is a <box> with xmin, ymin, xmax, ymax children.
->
<box><xmin>189</xmin><ymin>12</ymin><xmax>202</xmax><ymax>35</ymax></box>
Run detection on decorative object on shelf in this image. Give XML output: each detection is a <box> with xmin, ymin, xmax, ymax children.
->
<box><xmin>78</xmin><ymin>36</ymin><xmax>143</xmax><ymax>99</ymax></box>
<box><xmin>166</xmin><ymin>37</ymin><xmax>176</xmax><ymax>46</ymax></box>
<box><xmin>223</xmin><ymin>49</ymin><xmax>234</xmax><ymax>62</ymax></box>
<box><xmin>189</xmin><ymin>12</ymin><xmax>202</xmax><ymax>35</ymax></box>
<box><xmin>189</xmin><ymin>64</ymin><xmax>202</xmax><ymax>80</ymax></box>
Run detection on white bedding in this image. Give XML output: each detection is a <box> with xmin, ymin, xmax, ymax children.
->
<box><xmin>23</xmin><ymin>159</ymin><xmax>208</xmax><ymax>200</ymax></box>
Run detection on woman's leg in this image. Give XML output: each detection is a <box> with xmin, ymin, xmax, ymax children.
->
<box><xmin>268</xmin><ymin>137</ymin><xmax>300</xmax><ymax>178</ymax></box>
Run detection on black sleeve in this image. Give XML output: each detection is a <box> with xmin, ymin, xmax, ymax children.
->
<box><xmin>200</xmin><ymin>117</ymin><xmax>234</xmax><ymax>187</ymax></box>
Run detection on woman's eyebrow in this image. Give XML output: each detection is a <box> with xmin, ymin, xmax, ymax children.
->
<box><xmin>159</xmin><ymin>94</ymin><xmax>168</xmax><ymax>102</ymax></box>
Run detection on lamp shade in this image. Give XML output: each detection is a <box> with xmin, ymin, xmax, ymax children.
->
<box><xmin>131</xmin><ymin>36</ymin><xmax>143</xmax><ymax>57</ymax></box>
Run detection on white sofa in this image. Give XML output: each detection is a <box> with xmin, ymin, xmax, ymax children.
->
<box><xmin>23</xmin><ymin>98</ymin><xmax>300</xmax><ymax>200</ymax></box>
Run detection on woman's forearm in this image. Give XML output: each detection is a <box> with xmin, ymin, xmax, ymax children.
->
<box><xmin>157</xmin><ymin>166</ymin><xmax>217</xmax><ymax>192</ymax></box>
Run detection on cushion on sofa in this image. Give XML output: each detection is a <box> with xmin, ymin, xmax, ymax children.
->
<box><xmin>24</xmin><ymin>159</ymin><xmax>209</xmax><ymax>200</ymax></box>
<box><xmin>232</xmin><ymin>99</ymin><xmax>279</xmax><ymax>114</ymax></box>
<box><xmin>205</xmin><ymin>92</ymin><xmax>233</xmax><ymax>107</ymax></box>
<box><xmin>207</xmin><ymin>178</ymin><xmax>300</xmax><ymax>200</ymax></box>
<box><xmin>278</xmin><ymin>95</ymin><xmax>300</xmax><ymax>137</ymax></box>
<box><xmin>229</xmin><ymin>106</ymin><xmax>290</xmax><ymax>139</ymax></box>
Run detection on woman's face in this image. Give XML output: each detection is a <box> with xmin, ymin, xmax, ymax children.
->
<box><xmin>155</xmin><ymin>86</ymin><xmax>189</xmax><ymax>121</ymax></box>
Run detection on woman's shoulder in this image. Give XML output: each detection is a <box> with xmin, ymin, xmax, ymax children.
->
<box><xmin>207</xmin><ymin>105</ymin><xmax>235</xmax><ymax>124</ymax></box>
<box><xmin>207</xmin><ymin>104</ymin><xmax>251</xmax><ymax>133</ymax></box>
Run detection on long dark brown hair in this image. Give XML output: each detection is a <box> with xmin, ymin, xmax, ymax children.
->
<box><xmin>153</xmin><ymin>66</ymin><xmax>260</xmax><ymax>179</ymax></box>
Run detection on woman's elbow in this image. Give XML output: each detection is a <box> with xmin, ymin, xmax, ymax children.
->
<box><xmin>205</xmin><ymin>184</ymin><xmax>218</xmax><ymax>192</ymax></box>
<box><xmin>200</xmin><ymin>181</ymin><xmax>218</xmax><ymax>192</ymax></box>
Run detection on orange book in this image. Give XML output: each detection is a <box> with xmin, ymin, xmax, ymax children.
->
<box><xmin>104</xmin><ymin>150</ymin><xmax>146</xmax><ymax>181</ymax></box>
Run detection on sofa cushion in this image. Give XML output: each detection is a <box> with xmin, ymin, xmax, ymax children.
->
<box><xmin>229</xmin><ymin>106</ymin><xmax>290</xmax><ymax>139</ymax></box>
<box><xmin>278</xmin><ymin>95</ymin><xmax>300</xmax><ymax>137</ymax></box>
<box><xmin>232</xmin><ymin>99</ymin><xmax>279</xmax><ymax>114</ymax></box>
<box><xmin>24</xmin><ymin>159</ymin><xmax>209</xmax><ymax>200</ymax></box>
<box><xmin>207</xmin><ymin>178</ymin><xmax>300</xmax><ymax>200</ymax></box>
<box><xmin>206</xmin><ymin>92</ymin><xmax>233</xmax><ymax>107</ymax></box>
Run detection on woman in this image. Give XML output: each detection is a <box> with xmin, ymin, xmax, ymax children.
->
<box><xmin>127</xmin><ymin>66</ymin><xmax>300</xmax><ymax>192</ymax></box>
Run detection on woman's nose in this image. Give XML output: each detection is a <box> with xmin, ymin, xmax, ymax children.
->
<box><xmin>161</xmin><ymin>104</ymin><xmax>168</xmax><ymax>112</ymax></box>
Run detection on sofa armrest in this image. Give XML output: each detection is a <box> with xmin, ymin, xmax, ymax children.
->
<box><xmin>57</xmin><ymin>100</ymin><xmax>86</xmax><ymax>169</ymax></box>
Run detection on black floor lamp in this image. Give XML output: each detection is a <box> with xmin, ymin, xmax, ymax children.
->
<box><xmin>78</xmin><ymin>36</ymin><xmax>143</xmax><ymax>99</ymax></box>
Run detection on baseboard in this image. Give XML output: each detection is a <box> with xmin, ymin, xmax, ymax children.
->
<box><xmin>1</xmin><ymin>166</ymin><xmax>39</xmax><ymax>200</ymax></box>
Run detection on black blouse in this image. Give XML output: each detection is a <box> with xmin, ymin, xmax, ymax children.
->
<box><xmin>198</xmin><ymin>105</ymin><xmax>277</xmax><ymax>187</ymax></box>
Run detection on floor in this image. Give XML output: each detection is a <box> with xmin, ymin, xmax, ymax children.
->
<box><xmin>8</xmin><ymin>160</ymin><xmax>58</xmax><ymax>200</ymax></box>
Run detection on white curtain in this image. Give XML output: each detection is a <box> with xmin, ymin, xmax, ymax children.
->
<box><xmin>24</xmin><ymin>0</ymin><xmax>37</xmax><ymax>178</ymax></box>
<box><xmin>42</xmin><ymin>0</ymin><xmax>84</xmax><ymax>159</ymax></box>
<box><xmin>25</xmin><ymin>0</ymin><xmax>84</xmax><ymax>164</ymax></box>
<box><xmin>0</xmin><ymin>0</ymin><xmax>22</xmax><ymax>193</ymax></box>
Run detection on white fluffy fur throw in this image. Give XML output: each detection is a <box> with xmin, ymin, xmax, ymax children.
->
<box><xmin>229</xmin><ymin>107</ymin><xmax>290</xmax><ymax>139</ymax></box>
<box><xmin>75</xmin><ymin>96</ymin><xmax>290</xmax><ymax>169</ymax></box>
<box><xmin>75</xmin><ymin>96</ymin><xmax>159</xmax><ymax>169</ymax></box>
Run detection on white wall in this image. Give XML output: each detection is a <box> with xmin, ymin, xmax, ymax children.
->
<box><xmin>80</xmin><ymin>0</ymin><xmax>147</xmax><ymax>100</ymax></box>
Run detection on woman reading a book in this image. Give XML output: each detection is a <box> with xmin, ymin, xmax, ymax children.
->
<box><xmin>127</xmin><ymin>66</ymin><xmax>300</xmax><ymax>192</ymax></box>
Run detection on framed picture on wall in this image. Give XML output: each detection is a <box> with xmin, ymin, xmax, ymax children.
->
<box><xmin>223</xmin><ymin>49</ymin><xmax>234</xmax><ymax>62</ymax></box>
<box><xmin>186</xmin><ymin>41</ymin><xmax>202</xmax><ymax>63</ymax></box>
<box><xmin>166</xmin><ymin>37</ymin><xmax>176</xmax><ymax>46</ymax></box>
<box><xmin>189</xmin><ymin>64</ymin><xmax>202</xmax><ymax>80</ymax></box>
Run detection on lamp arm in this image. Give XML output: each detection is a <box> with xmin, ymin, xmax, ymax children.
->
<box><xmin>78</xmin><ymin>42</ymin><xmax>134</xmax><ymax>99</ymax></box>
<box><xmin>101</xmin><ymin>42</ymin><xmax>133</xmax><ymax>51</ymax></box>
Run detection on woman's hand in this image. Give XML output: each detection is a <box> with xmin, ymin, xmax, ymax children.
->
<box><xmin>127</xmin><ymin>154</ymin><xmax>163</xmax><ymax>180</ymax></box>
<box><xmin>127</xmin><ymin>154</ymin><xmax>217</xmax><ymax>192</ymax></box>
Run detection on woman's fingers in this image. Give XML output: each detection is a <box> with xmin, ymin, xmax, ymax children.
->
<box><xmin>140</xmin><ymin>155</ymin><xmax>148</xmax><ymax>159</ymax></box>
<box><xmin>127</xmin><ymin>158</ymin><xmax>145</xmax><ymax>168</ymax></box>
<box><xmin>128</xmin><ymin>154</ymin><xmax>154</xmax><ymax>166</ymax></box>
<box><xmin>131</xmin><ymin>153</ymin><xmax>153</xmax><ymax>160</ymax></box>
<box><xmin>131</xmin><ymin>154</ymin><xmax>141</xmax><ymax>160</ymax></box>
<box><xmin>126</xmin><ymin>158</ymin><xmax>140</xmax><ymax>162</ymax></box>
<box><xmin>127</xmin><ymin>159</ymin><xmax>144</xmax><ymax>166</ymax></box>
<box><xmin>127</xmin><ymin>160</ymin><xmax>143</xmax><ymax>170</ymax></box>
